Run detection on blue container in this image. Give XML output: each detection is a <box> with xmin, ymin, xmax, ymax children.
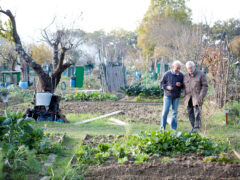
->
<box><xmin>70</xmin><ymin>79</ymin><xmax>76</xmax><ymax>87</ymax></box>
<box><xmin>19</xmin><ymin>81</ymin><xmax>28</xmax><ymax>89</ymax></box>
<box><xmin>5</xmin><ymin>82</ymin><xmax>10</xmax><ymax>87</ymax></box>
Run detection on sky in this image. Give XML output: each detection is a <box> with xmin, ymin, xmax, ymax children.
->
<box><xmin>0</xmin><ymin>0</ymin><xmax>240</xmax><ymax>42</ymax></box>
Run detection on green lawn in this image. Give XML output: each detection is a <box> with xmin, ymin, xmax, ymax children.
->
<box><xmin>32</xmin><ymin>101</ymin><xmax>239</xmax><ymax>152</ymax></box>
<box><xmin>35</xmin><ymin>113</ymin><xmax>160</xmax><ymax>140</ymax></box>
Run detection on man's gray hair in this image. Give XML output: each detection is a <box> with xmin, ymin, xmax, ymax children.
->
<box><xmin>186</xmin><ymin>61</ymin><xmax>195</xmax><ymax>68</ymax></box>
<box><xmin>172</xmin><ymin>60</ymin><xmax>182</xmax><ymax>66</ymax></box>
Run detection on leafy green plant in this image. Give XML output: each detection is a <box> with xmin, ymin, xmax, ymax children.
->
<box><xmin>4</xmin><ymin>145</ymin><xmax>41</xmax><ymax>173</ymax></box>
<box><xmin>135</xmin><ymin>153</ymin><xmax>149</xmax><ymax>164</ymax></box>
<box><xmin>161</xmin><ymin>157</ymin><xmax>170</xmax><ymax>163</ymax></box>
<box><xmin>121</xmin><ymin>83</ymin><xmax>163</xmax><ymax>97</ymax></box>
<box><xmin>0</xmin><ymin>110</ymin><xmax>43</xmax><ymax>149</ymax></box>
<box><xmin>0</xmin><ymin>148</ymin><xmax>5</xmax><ymax>179</ymax></box>
<box><xmin>0</xmin><ymin>87</ymin><xmax>9</xmax><ymax>96</ymax></box>
<box><xmin>63</xmin><ymin>92</ymin><xmax>118</xmax><ymax>101</ymax></box>
<box><xmin>204</xmin><ymin>153</ymin><xmax>232</xmax><ymax>163</ymax></box>
<box><xmin>76</xmin><ymin>130</ymin><xmax>228</xmax><ymax>166</ymax></box>
<box><xmin>0</xmin><ymin>110</ymin><xmax>63</xmax><ymax>177</ymax></box>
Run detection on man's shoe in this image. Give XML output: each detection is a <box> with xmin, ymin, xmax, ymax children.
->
<box><xmin>195</xmin><ymin>128</ymin><xmax>201</xmax><ymax>133</ymax></box>
<box><xmin>190</xmin><ymin>128</ymin><xmax>198</xmax><ymax>134</ymax></box>
<box><xmin>190</xmin><ymin>128</ymin><xmax>194</xmax><ymax>134</ymax></box>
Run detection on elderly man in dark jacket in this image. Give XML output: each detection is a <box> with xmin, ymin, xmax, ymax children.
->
<box><xmin>160</xmin><ymin>61</ymin><xmax>184</xmax><ymax>130</ymax></box>
<box><xmin>183</xmin><ymin>61</ymin><xmax>208</xmax><ymax>132</ymax></box>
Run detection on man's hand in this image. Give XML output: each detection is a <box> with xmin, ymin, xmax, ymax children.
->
<box><xmin>167</xmin><ymin>86</ymin><xmax>173</xmax><ymax>91</ymax></box>
<box><xmin>176</xmin><ymin>82</ymin><xmax>181</xmax><ymax>87</ymax></box>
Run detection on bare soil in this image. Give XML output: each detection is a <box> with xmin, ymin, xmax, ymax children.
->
<box><xmin>1</xmin><ymin>100</ymin><xmax>187</xmax><ymax>124</ymax></box>
<box><xmin>85</xmin><ymin>156</ymin><xmax>240</xmax><ymax>180</ymax></box>
<box><xmin>60</xmin><ymin>101</ymin><xmax>187</xmax><ymax>124</ymax></box>
<box><xmin>81</xmin><ymin>135</ymin><xmax>240</xmax><ymax>180</ymax></box>
<box><xmin>60</xmin><ymin>101</ymin><xmax>161</xmax><ymax>124</ymax></box>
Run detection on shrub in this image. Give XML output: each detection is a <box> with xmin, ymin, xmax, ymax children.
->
<box><xmin>121</xmin><ymin>83</ymin><xmax>163</xmax><ymax>97</ymax></box>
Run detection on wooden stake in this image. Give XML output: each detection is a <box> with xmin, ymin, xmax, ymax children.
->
<box><xmin>74</xmin><ymin>110</ymin><xmax>123</xmax><ymax>125</ymax></box>
<box><xmin>109</xmin><ymin>118</ymin><xmax>128</xmax><ymax>126</ymax></box>
<box><xmin>233</xmin><ymin>150</ymin><xmax>240</xmax><ymax>160</ymax></box>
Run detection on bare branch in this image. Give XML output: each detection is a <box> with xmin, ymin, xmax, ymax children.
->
<box><xmin>57</xmin><ymin>47</ymin><xmax>67</xmax><ymax>70</ymax></box>
<box><xmin>41</xmin><ymin>29</ymin><xmax>54</xmax><ymax>46</ymax></box>
<box><xmin>0</xmin><ymin>9</ymin><xmax>51</xmax><ymax>91</ymax></box>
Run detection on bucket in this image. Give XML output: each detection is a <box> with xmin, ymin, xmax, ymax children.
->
<box><xmin>5</xmin><ymin>82</ymin><xmax>10</xmax><ymax>88</ymax></box>
<box><xmin>70</xmin><ymin>76</ymin><xmax>76</xmax><ymax>87</ymax></box>
<box><xmin>35</xmin><ymin>92</ymin><xmax>52</xmax><ymax>106</ymax></box>
<box><xmin>19</xmin><ymin>81</ymin><xmax>28</xmax><ymax>89</ymax></box>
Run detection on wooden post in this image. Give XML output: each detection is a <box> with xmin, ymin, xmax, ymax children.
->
<box><xmin>225</xmin><ymin>110</ymin><xmax>229</xmax><ymax>125</ymax></box>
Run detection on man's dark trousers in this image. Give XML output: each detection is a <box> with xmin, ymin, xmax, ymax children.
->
<box><xmin>187</xmin><ymin>98</ymin><xmax>201</xmax><ymax>129</ymax></box>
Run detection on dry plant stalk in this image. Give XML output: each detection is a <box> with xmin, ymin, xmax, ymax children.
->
<box><xmin>200</xmin><ymin>99</ymin><xmax>218</xmax><ymax>136</ymax></box>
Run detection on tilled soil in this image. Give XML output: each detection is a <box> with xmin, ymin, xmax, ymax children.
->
<box><xmin>85</xmin><ymin>157</ymin><xmax>240</xmax><ymax>180</ymax></box>
<box><xmin>60</xmin><ymin>101</ymin><xmax>186</xmax><ymax>124</ymax></box>
<box><xmin>1</xmin><ymin>100</ymin><xmax>188</xmax><ymax>124</ymax></box>
<box><xmin>82</xmin><ymin>135</ymin><xmax>240</xmax><ymax>180</ymax></box>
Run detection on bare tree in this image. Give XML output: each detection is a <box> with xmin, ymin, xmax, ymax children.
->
<box><xmin>149</xmin><ymin>16</ymin><xmax>204</xmax><ymax>65</ymax></box>
<box><xmin>0</xmin><ymin>42</ymin><xmax>18</xmax><ymax>71</ymax></box>
<box><xmin>0</xmin><ymin>9</ymin><xmax>80</xmax><ymax>92</ymax></box>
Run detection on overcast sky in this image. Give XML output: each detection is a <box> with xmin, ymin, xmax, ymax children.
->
<box><xmin>0</xmin><ymin>0</ymin><xmax>240</xmax><ymax>42</ymax></box>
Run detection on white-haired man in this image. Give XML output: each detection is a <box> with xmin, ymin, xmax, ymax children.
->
<box><xmin>160</xmin><ymin>61</ymin><xmax>184</xmax><ymax>130</ymax></box>
<box><xmin>183</xmin><ymin>61</ymin><xmax>208</xmax><ymax>133</ymax></box>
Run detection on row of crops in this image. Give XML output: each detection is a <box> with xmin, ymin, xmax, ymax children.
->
<box><xmin>77</xmin><ymin>130</ymin><xmax>228</xmax><ymax>166</ymax></box>
<box><xmin>63</xmin><ymin>91</ymin><xmax>118</xmax><ymax>101</ymax></box>
<box><xmin>62</xmin><ymin>83</ymin><xmax>164</xmax><ymax>102</ymax></box>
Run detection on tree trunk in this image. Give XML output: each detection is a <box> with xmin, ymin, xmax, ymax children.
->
<box><xmin>0</xmin><ymin>10</ymin><xmax>72</xmax><ymax>93</ymax></box>
<box><xmin>11</xmin><ymin>60</ymin><xmax>16</xmax><ymax>71</ymax></box>
<box><xmin>20</xmin><ymin>58</ymin><xmax>29</xmax><ymax>82</ymax></box>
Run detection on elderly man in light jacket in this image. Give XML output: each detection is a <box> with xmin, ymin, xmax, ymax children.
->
<box><xmin>183</xmin><ymin>61</ymin><xmax>208</xmax><ymax>133</ymax></box>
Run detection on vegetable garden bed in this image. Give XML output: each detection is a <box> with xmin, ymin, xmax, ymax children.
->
<box><xmin>0</xmin><ymin>100</ymin><xmax>239</xmax><ymax>179</ymax></box>
<box><xmin>63</xmin><ymin>91</ymin><xmax>118</xmax><ymax>102</ymax></box>
<box><xmin>72</xmin><ymin>132</ymin><xmax>239</xmax><ymax>180</ymax></box>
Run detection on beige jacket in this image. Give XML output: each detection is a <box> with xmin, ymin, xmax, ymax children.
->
<box><xmin>183</xmin><ymin>70</ymin><xmax>208</xmax><ymax>106</ymax></box>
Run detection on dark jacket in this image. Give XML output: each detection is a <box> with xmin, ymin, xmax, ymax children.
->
<box><xmin>183</xmin><ymin>70</ymin><xmax>208</xmax><ymax>106</ymax></box>
<box><xmin>160</xmin><ymin>70</ymin><xmax>184</xmax><ymax>98</ymax></box>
